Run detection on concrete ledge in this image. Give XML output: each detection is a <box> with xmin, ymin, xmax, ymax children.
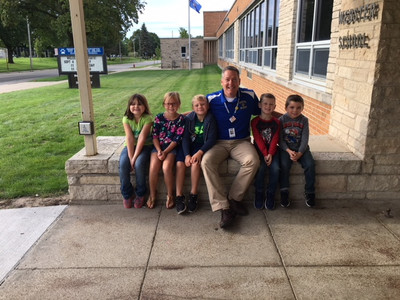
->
<box><xmin>65</xmin><ymin>136</ymin><xmax>362</xmax><ymax>204</ymax></box>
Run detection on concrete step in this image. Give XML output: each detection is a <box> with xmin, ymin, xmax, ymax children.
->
<box><xmin>66</xmin><ymin>136</ymin><xmax>362</xmax><ymax>204</ymax></box>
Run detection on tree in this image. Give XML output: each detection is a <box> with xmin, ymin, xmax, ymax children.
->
<box><xmin>129</xmin><ymin>29</ymin><xmax>141</xmax><ymax>56</ymax></box>
<box><xmin>0</xmin><ymin>0</ymin><xmax>71</xmax><ymax>62</ymax></box>
<box><xmin>179</xmin><ymin>27</ymin><xmax>189</xmax><ymax>38</ymax></box>
<box><xmin>0</xmin><ymin>8</ymin><xmax>27</xmax><ymax>63</ymax></box>
<box><xmin>82</xmin><ymin>0</ymin><xmax>144</xmax><ymax>56</ymax></box>
<box><xmin>0</xmin><ymin>0</ymin><xmax>146</xmax><ymax>59</ymax></box>
<box><xmin>34</xmin><ymin>36</ymin><xmax>56</xmax><ymax>57</ymax></box>
<box><xmin>133</xmin><ymin>23</ymin><xmax>159</xmax><ymax>59</ymax></box>
<box><xmin>149</xmin><ymin>32</ymin><xmax>160</xmax><ymax>57</ymax></box>
<box><xmin>139</xmin><ymin>23</ymin><xmax>151</xmax><ymax>58</ymax></box>
<box><xmin>155</xmin><ymin>46</ymin><xmax>161</xmax><ymax>59</ymax></box>
<box><xmin>120</xmin><ymin>37</ymin><xmax>131</xmax><ymax>56</ymax></box>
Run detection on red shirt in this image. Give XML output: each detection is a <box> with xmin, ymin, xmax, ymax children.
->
<box><xmin>251</xmin><ymin>116</ymin><xmax>280</xmax><ymax>157</ymax></box>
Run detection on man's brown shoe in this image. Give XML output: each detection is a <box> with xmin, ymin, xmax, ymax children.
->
<box><xmin>220</xmin><ymin>209</ymin><xmax>236</xmax><ymax>228</ymax></box>
<box><xmin>228</xmin><ymin>199</ymin><xmax>249</xmax><ymax>216</ymax></box>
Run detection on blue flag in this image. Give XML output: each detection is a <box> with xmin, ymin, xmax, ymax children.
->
<box><xmin>189</xmin><ymin>0</ymin><xmax>202</xmax><ymax>13</ymax></box>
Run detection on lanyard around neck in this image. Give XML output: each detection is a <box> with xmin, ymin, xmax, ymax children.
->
<box><xmin>224</xmin><ymin>100</ymin><xmax>239</xmax><ymax>116</ymax></box>
<box><xmin>223</xmin><ymin>90</ymin><xmax>240</xmax><ymax>116</ymax></box>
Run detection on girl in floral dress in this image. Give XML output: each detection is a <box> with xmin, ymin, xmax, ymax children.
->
<box><xmin>147</xmin><ymin>92</ymin><xmax>185</xmax><ymax>209</ymax></box>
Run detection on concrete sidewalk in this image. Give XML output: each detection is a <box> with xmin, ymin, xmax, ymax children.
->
<box><xmin>0</xmin><ymin>81</ymin><xmax>66</xmax><ymax>94</ymax></box>
<box><xmin>0</xmin><ymin>200</ymin><xmax>399</xmax><ymax>299</ymax></box>
<box><xmin>0</xmin><ymin>206</ymin><xmax>68</xmax><ymax>283</ymax></box>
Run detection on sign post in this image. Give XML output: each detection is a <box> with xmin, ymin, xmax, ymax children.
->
<box><xmin>69</xmin><ymin>0</ymin><xmax>97</xmax><ymax>156</ymax></box>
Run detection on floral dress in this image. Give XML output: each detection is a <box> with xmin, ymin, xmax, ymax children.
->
<box><xmin>152</xmin><ymin>113</ymin><xmax>185</xmax><ymax>150</ymax></box>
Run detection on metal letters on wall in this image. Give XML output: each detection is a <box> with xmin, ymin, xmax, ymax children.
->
<box><xmin>338</xmin><ymin>2</ymin><xmax>379</xmax><ymax>50</ymax></box>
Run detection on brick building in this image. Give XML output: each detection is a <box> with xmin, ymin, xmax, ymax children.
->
<box><xmin>160</xmin><ymin>10</ymin><xmax>230</xmax><ymax>69</ymax></box>
<box><xmin>203</xmin><ymin>11</ymin><xmax>229</xmax><ymax>65</ymax></box>
<box><xmin>203</xmin><ymin>0</ymin><xmax>400</xmax><ymax>201</ymax></box>
<box><xmin>160</xmin><ymin>38</ymin><xmax>204</xmax><ymax>69</ymax></box>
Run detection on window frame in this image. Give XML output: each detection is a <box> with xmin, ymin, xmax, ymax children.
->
<box><xmin>181</xmin><ymin>46</ymin><xmax>186</xmax><ymax>58</ymax></box>
<box><xmin>239</xmin><ymin>0</ymin><xmax>280</xmax><ymax>71</ymax></box>
<box><xmin>218</xmin><ymin>37</ymin><xmax>223</xmax><ymax>58</ymax></box>
<box><xmin>293</xmin><ymin>0</ymin><xmax>332</xmax><ymax>86</ymax></box>
<box><xmin>224</xmin><ymin>26</ymin><xmax>235</xmax><ymax>60</ymax></box>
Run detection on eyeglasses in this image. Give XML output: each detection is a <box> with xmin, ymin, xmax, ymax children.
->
<box><xmin>164</xmin><ymin>102</ymin><xmax>178</xmax><ymax>107</ymax></box>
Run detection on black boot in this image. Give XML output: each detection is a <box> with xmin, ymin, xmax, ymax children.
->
<box><xmin>220</xmin><ymin>209</ymin><xmax>236</xmax><ymax>228</ymax></box>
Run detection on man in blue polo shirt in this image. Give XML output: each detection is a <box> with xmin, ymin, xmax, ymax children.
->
<box><xmin>201</xmin><ymin>65</ymin><xmax>260</xmax><ymax>228</ymax></box>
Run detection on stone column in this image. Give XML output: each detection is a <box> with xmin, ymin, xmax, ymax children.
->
<box><xmin>330</xmin><ymin>0</ymin><xmax>400</xmax><ymax>199</ymax></box>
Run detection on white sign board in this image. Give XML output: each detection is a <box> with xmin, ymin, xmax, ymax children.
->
<box><xmin>60</xmin><ymin>56</ymin><xmax>105</xmax><ymax>73</ymax></box>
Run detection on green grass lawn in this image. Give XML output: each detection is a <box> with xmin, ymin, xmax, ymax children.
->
<box><xmin>0</xmin><ymin>57</ymin><xmax>59</xmax><ymax>72</ymax></box>
<box><xmin>0</xmin><ymin>65</ymin><xmax>222</xmax><ymax>198</ymax></box>
<box><xmin>0</xmin><ymin>57</ymin><xmax>148</xmax><ymax>73</ymax></box>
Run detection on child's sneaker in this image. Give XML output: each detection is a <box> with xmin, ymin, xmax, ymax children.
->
<box><xmin>134</xmin><ymin>196</ymin><xmax>145</xmax><ymax>208</ymax></box>
<box><xmin>188</xmin><ymin>193</ymin><xmax>198</xmax><ymax>213</ymax></box>
<box><xmin>123</xmin><ymin>197</ymin><xmax>133</xmax><ymax>209</ymax></box>
<box><xmin>265</xmin><ymin>192</ymin><xmax>275</xmax><ymax>210</ymax></box>
<box><xmin>176</xmin><ymin>195</ymin><xmax>186</xmax><ymax>214</ymax></box>
<box><xmin>280</xmin><ymin>190</ymin><xmax>290</xmax><ymax>208</ymax></box>
<box><xmin>254</xmin><ymin>191</ymin><xmax>264</xmax><ymax>210</ymax></box>
<box><xmin>305</xmin><ymin>193</ymin><xmax>316</xmax><ymax>207</ymax></box>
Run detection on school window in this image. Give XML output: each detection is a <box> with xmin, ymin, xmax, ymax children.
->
<box><xmin>218</xmin><ymin>37</ymin><xmax>223</xmax><ymax>57</ymax></box>
<box><xmin>181</xmin><ymin>46</ymin><xmax>186</xmax><ymax>58</ymax></box>
<box><xmin>225</xmin><ymin>26</ymin><xmax>234</xmax><ymax>60</ymax></box>
<box><xmin>239</xmin><ymin>0</ymin><xmax>280</xmax><ymax>70</ymax></box>
<box><xmin>294</xmin><ymin>0</ymin><xmax>333</xmax><ymax>82</ymax></box>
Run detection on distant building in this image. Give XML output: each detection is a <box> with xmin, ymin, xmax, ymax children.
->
<box><xmin>160</xmin><ymin>38</ymin><xmax>204</xmax><ymax>69</ymax></box>
<box><xmin>203</xmin><ymin>11</ymin><xmax>228</xmax><ymax>65</ymax></box>
<box><xmin>160</xmin><ymin>10</ymin><xmax>229</xmax><ymax>69</ymax></box>
<box><xmin>0</xmin><ymin>48</ymin><xmax>7</xmax><ymax>59</ymax></box>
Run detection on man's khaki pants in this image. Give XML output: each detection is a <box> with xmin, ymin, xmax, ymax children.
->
<box><xmin>201</xmin><ymin>139</ymin><xmax>260</xmax><ymax>212</ymax></box>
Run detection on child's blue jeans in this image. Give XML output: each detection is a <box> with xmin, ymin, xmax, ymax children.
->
<box><xmin>279</xmin><ymin>149</ymin><xmax>315</xmax><ymax>194</ymax></box>
<box><xmin>254</xmin><ymin>153</ymin><xmax>280</xmax><ymax>195</ymax></box>
<box><xmin>119</xmin><ymin>145</ymin><xmax>151</xmax><ymax>199</ymax></box>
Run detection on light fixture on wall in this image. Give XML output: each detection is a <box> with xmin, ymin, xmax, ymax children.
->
<box><xmin>225</xmin><ymin>17</ymin><xmax>229</xmax><ymax>22</ymax></box>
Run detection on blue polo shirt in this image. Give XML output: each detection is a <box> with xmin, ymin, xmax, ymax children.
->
<box><xmin>207</xmin><ymin>88</ymin><xmax>260</xmax><ymax>140</ymax></box>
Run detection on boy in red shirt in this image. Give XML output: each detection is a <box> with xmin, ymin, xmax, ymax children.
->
<box><xmin>251</xmin><ymin>93</ymin><xmax>280</xmax><ymax>210</ymax></box>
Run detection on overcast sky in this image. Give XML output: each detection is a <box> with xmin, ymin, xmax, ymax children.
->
<box><xmin>128</xmin><ymin>0</ymin><xmax>235</xmax><ymax>38</ymax></box>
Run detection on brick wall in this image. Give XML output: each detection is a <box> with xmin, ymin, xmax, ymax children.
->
<box><xmin>161</xmin><ymin>38</ymin><xmax>204</xmax><ymax>69</ymax></box>
<box><xmin>216</xmin><ymin>0</ymin><xmax>255</xmax><ymax>37</ymax></box>
<box><xmin>204</xmin><ymin>11</ymin><xmax>228</xmax><ymax>37</ymax></box>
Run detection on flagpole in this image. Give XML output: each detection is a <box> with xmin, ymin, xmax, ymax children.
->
<box><xmin>188</xmin><ymin>0</ymin><xmax>192</xmax><ymax>71</ymax></box>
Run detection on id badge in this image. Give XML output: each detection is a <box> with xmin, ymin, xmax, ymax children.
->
<box><xmin>228</xmin><ymin>128</ymin><xmax>236</xmax><ymax>138</ymax></box>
